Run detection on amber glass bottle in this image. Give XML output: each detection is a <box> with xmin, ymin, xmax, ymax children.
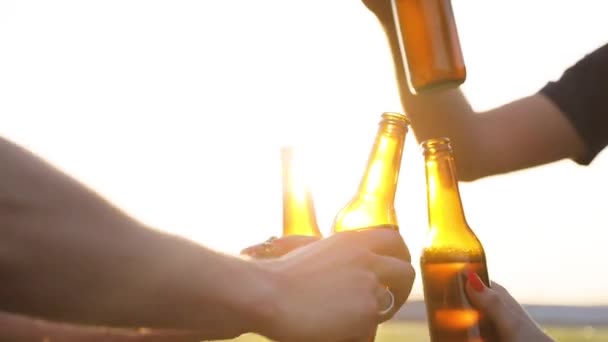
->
<box><xmin>280</xmin><ymin>146</ymin><xmax>322</xmax><ymax>237</ymax></box>
<box><xmin>332</xmin><ymin>112</ymin><xmax>409</xmax><ymax>233</ymax></box>
<box><xmin>420</xmin><ymin>137</ymin><xmax>497</xmax><ymax>342</ymax></box>
<box><xmin>392</xmin><ymin>0</ymin><xmax>467</xmax><ymax>93</ymax></box>
<box><xmin>332</xmin><ymin>112</ymin><xmax>410</xmax><ymax>341</ymax></box>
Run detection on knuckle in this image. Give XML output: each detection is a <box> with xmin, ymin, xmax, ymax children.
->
<box><xmin>350</xmin><ymin>270</ymin><xmax>379</xmax><ymax>295</ymax></box>
<box><xmin>490</xmin><ymin>281</ymin><xmax>509</xmax><ymax>296</ymax></box>
<box><xmin>485</xmin><ymin>290</ymin><xmax>502</xmax><ymax>307</ymax></box>
<box><xmin>397</xmin><ymin>260</ymin><xmax>415</xmax><ymax>281</ymax></box>
<box><xmin>350</xmin><ymin>269</ymin><xmax>375</xmax><ymax>285</ymax></box>
<box><xmin>352</xmin><ymin>247</ymin><xmax>373</xmax><ymax>265</ymax></box>
<box><xmin>360</xmin><ymin>270</ymin><xmax>379</xmax><ymax>286</ymax></box>
<box><xmin>503</xmin><ymin>316</ymin><xmax>524</xmax><ymax>338</ymax></box>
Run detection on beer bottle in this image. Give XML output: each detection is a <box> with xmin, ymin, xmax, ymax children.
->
<box><xmin>332</xmin><ymin>112</ymin><xmax>410</xmax><ymax>342</ymax></box>
<box><xmin>332</xmin><ymin>112</ymin><xmax>409</xmax><ymax>233</ymax></box>
<box><xmin>391</xmin><ymin>0</ymin><xmax>466</xmax><ymax>93</ymax></box>
<box><xmin>280</xmin><ymin>146</ymin><xmax>322</xmax><ymax>237</ymax></box>
<box><xmin>240</xmin><ymin>146</ymin><xmax>320</xmax><ymax>259</ymax></box>
<box><xmin>420</xmin><ymin>137</ymin><xmax>497</xmax><ymax>342</ymax></box>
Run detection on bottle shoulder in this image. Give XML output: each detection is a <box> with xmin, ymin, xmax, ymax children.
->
<box><xmin>422</xmin><ymin>223</ymin><xmax>486</xmax><ymax>262</ymax></box>
<box><xmin>332</xmin><ymin>197</ymin><xmax>398</xmax><ymax>233</ymax></box>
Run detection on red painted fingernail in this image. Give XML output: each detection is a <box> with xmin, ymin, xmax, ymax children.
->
<box><xmin>467</xmin><ymin>268</ymin><xmax>485</xmax><ymax>292</ymax></box>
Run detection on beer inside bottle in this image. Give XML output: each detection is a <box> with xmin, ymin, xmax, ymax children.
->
<box><xmin>281</xmin><ymin>146</ymin><xmax>322</xmax><ymax>237</ymax></box>
<box><xmin>391</xmin><ymin>0</ymin><xmax>466</xmax><ymax>93</ymax></box>
<box><xmin>332</xmin><ymin>112</ymin><xmax>409</xmax><ymax>233</ymax></box>
<box><xmin>420</xmin><ymin>137</ymin><xmax>497</xmax><ymax>342</ymax></box>
<box><xmin>332</xmin><ymin>112</ymin><xmax>410</xmax><ymax>342</ymax></box>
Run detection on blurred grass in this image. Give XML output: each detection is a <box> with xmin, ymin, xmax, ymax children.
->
<box><xmin>218</xmin><ymin>321</ymin><xmax>608</xmax><ymax>341</ymax></box>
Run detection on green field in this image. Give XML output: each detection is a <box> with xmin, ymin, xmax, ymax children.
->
<box><xmin>218</xmin><ymin>321</ymin><xmax>608</xmax><ymax>341</ymax></box>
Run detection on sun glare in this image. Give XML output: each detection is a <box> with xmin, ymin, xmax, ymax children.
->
<box><xmin>1</xmin><ymin>0</ymin><xmax>608</xmax><ymax>306</ymax></box>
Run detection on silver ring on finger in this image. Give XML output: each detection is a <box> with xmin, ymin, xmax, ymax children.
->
<box><xmin>378</xmin><ymin>287</ymin><xmax>395</xmax><ymax>316</ymax></box>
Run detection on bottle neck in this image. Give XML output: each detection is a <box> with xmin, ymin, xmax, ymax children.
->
<box><xmin>281</xmin><ymin>154</ymin><xmax>321</xmax><ymax>237</ymax></box>
<box><xmin>332</xmin><ymin>113</ymin><xmax>409</xmax><ymax>233</ymax></box>
<box><xmin>356</xmin><ymin>121</ymin><xmax>406</xmax><ymax>204</ymax></box>
<box><xmin>424</xmin><ymin>150</ymin><xmax>468</xmax><ymax>231</ymax></box>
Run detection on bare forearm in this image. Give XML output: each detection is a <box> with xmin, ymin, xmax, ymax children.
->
<box><xmin>0</xmin><ymin>310</ymin><xmax>205</xmax><ymax>342</ymax></box>
<box><xmin>373</xmin><ymin>13</ymin><xmax>484</xmax><ymax>180</ymax></box>
<box><xmin>0</xmin><ymin>137</ymin><xmax>274</xmax><ymax>338</ymax></box>
<box><xmin>369</xmin><ymin>8</ymin><xmax>586</xmax><ymax>180</ymax></box>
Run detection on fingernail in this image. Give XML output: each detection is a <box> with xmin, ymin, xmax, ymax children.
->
<box><xmin>467</xmin><ymin>268</ymin><xmax>485</xmax><ymax>292</ymax></box>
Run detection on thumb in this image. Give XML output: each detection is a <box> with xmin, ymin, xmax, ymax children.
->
<box><xmin>465</xmin><ymin>270</ymin><xmax>516</xmax><ymax>339</ymax></box>
<box><xmin>240</xmin><ymin>236</ymin><xmax>279</xmax><ymax>258</ymax></box>
<box><xmin>241</xmin><ymin>235</ymin><xmax>321</xmax><ymax>258</ymax></box>
<box><xmin>274</xmin><ymin>235</ymin><xmax>321</xmax><ymax>253</ymax></box>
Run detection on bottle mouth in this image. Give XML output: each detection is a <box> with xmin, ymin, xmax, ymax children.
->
<box><xmin>280</xmin><ymin>145</ymin><xmax>296</xmax><ymax>160</ymax></box>
<box><xmin>420</xmin><ymin>137</ymin><xmax>453</xmax><ymax>154</ymax></box>
<box><xmin>381</xmin><ymin>112</ymin><xmax>410</xmax><ymax>126</ymax></box>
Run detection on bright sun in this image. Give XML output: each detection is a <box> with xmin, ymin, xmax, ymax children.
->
<box><xmin>1</xmin><ymin>0</ymin><xmax>608</xmax><ymax>306</ymax></box>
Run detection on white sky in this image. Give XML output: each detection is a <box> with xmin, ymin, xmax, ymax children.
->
<box><xmin>0</xmin><ymin>0</ymin><xmax>607</xmax><ymax>306</ymax></box>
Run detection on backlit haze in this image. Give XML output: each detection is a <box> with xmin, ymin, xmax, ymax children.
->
<box><xmin>1</xmin><ymin>0</ymin><xmax>607</xmax><ymax>306</ymax></box>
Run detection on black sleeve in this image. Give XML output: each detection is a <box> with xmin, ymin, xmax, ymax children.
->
<box><xmin>539</xmin><ymin>42</ymin><xmax>608</xmax><ymax>165</ymax></box>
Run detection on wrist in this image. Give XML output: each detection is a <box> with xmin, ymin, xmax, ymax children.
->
<box><xmin>234</xmin><ymin>259</ymin><xmax>284</xmax><ymax>339</ymax></box>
